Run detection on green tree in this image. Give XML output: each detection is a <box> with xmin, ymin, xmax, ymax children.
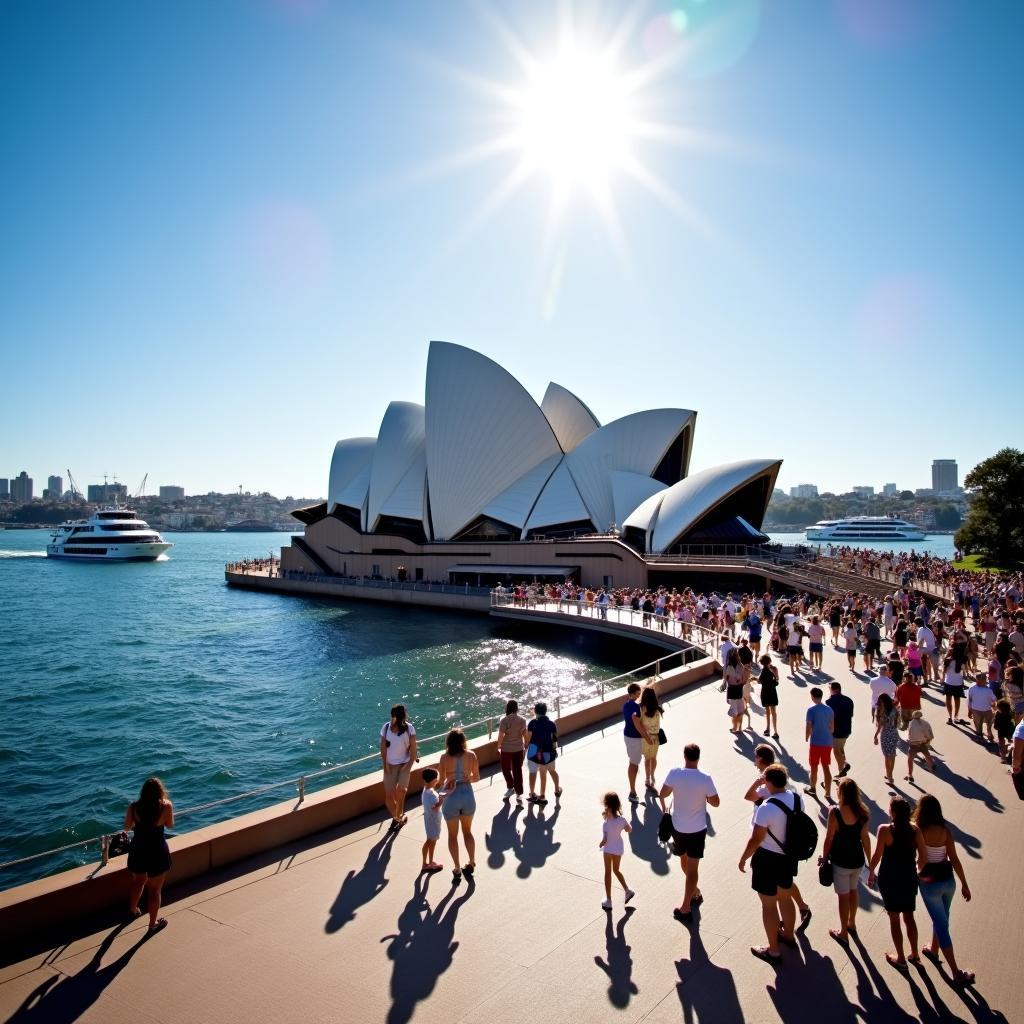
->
<box><xmin>899</xmin><ymin>490</ymin><xmax>914</xmax><ymax>500</ymax></box>
<box><xmin>954</xmin><ymin>448</ymin><xmax>1024</xmax><ymax>562</ymax></box>
<box><xmin>933</xmin><ymin>503</ymin><xmax>962</xmax><ymax>530</ymax></box>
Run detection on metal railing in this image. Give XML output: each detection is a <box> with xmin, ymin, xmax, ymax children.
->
<box><xmin>811</xmin><ymin>557</ymin><xmax>953</xmax><ymax>602</ymax></box>
<box><xmin>225</xmin><ymin>565</ymin><xmax>492</xmax><ymax>597</ymax></box>
<box><xmin>0</xmin><ymin>623</ymin><xmax>693</xmax><ymax>881</ymax></box>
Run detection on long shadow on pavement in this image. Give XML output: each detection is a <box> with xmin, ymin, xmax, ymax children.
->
<box><xmin>674</xmin><ymin>926</ymin><xmax>744</xmax><ymax>1024</ymax></box>
<box><xmin>516</xmin><ymin>802</ymin><xmax>560</xmax><ymax>878</ymax></box>
<box><xmin>5</xmin><ymin>923</ymin><xmax>149</xmax><ymax>1024</ymax></box>
<box><xmin>767</xmin><ymin>935</ymin><xmax>859</xmax><ymax>1024</ymax></box>
<box><xmin>325</xmin><ymin>828</ymin><xmax>397</xmax><ymax>933</ymax></box>
<box><xmin>628</xmin><ymin>794</ymin><xmax>672</xmax><ymax>877</ymax></box>
<box><xmin>485</xmin><ymin>802</ymin><xmax>522</xmax><ymax>870</ymax></box>
<box><xmin>381</xmin><ymin>872</ymin><xmax>474</xmax><ymax>1024</ymax></box>
<box><xmin>593</xmin><ymin>906</ymin><xmax>638</xmax><ymax>1008</ymax></box>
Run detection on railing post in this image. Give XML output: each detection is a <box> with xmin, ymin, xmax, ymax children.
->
<box><xmin>655</xmin><ymin>658</ymin><xmax>661</xmax><ymax>679</ymax></box>
<box><xmin>100</xmin><ymin>833</ymin><xmax>110</xmax><ymax>867</ymax></box>
<box><xmin>487</xmin><ymin>717</ymin><xmax>494</xmax><ymax>739</ymax></box>
<box><xmin>297</xmin><ymin>775</ymin><xmax>306</xmax><ymax>802</ymax></box>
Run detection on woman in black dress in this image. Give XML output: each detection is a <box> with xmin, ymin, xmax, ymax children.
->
<box><xmin>125</xmin><ymin>777</ymin><xmax>174</xmax><ymax>933</ymax></box>
<box><xmin>757</xmin><ymin>655</ymin><xmax>779</xmax><ymax>738</ymax></box>
<box><xmin>867</xmin><ymin>796</ymin><xmax>920</xmax><ymax>969</ymax></box>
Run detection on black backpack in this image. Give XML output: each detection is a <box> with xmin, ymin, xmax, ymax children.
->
<box><xmin>766</xmin><ymin>794</ymin><xmax>818</xmax><ymax>862</ymax></box>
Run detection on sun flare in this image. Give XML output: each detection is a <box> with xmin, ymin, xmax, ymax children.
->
<box><xmin>512</xmin><ymin>46</ymin><xmax>636</xmax><ymax>194</ymax></box>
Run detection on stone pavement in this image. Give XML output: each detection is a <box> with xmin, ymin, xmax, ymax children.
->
<box><xmin>0</xmin><ymin>633</ymin><xmax>1016</xmax><ymax>1024</ymax></box>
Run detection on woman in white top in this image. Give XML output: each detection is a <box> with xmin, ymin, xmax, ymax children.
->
<box><xmin>379</xmin><ymin>704</ymin><xmax>417</xmax><ymax>829</ymax></box>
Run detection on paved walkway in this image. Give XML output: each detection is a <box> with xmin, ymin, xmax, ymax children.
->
<box><xmin>0</xmin><ymin>631</ymin><xmax>1016</xmax><ymax>1024</ymax></box>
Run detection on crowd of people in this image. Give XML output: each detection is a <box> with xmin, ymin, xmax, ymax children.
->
<box><xmin>120</xmin><ymin>550</ymin><xmax>1023</xmax><ymax>999</ymax></box>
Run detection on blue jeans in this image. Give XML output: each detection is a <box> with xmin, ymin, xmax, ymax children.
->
<box><xmin>919</xmin><ymin>876</ymin><xmax>955</xmax><ymax>948</ymax></box>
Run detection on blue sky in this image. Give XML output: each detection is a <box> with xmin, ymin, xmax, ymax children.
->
<box><xmin>2</xmin><ymin>0</ymin><xmax>1021</xmax><ymax>499</ymax></box>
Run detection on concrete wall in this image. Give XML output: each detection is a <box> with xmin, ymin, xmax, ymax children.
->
<box><xmin>0</xmin><ymin>656</ymin><xmax>716</xmax><ymax>947</ymax></box>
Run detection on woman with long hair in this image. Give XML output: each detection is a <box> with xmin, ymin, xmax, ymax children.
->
<box><xmin>438</xmin><ymin>728</ymin><xmax>480</xmax><ymax>885</ymax></box>
<box><xmin>495</xmin><ymin>699</ymin><xmax>528</xmax><ymax>806</ymax></box>
<box><xmin>874</xmin><ymin>693</ymin><xmax>900</xmax><ymax>785</ymax></box>
<box><xmin>125</xmin><ymin>777</ymin><xmax>173</xmax><ymax>934</ymax></box>
<box><xmin>379</xmin><ymin>704</ymin><xmax>418</xmax><ymax>829</ymax></box>
<box><xmin>723</xmin><ymin>648</ymin><xmax>745</xmax><ymax>733</ymax></box>
<box><xmin>639</xmin><ymin>686</ymin><xmax>663</xmax><ymax>792</ymax></box>
<box><xmin>867</xmin><ymin>797</ymin><xmax>920</xmax><ymax>969</ymax></box>
<box><xmin>942</xmin><ymin>653</ymin><xmax>966</xmax><ymax>724</ymax></box>
<box><xmin>758</xmin><ymin>655</ymin><xmax>780</xmax><ymax>739</ymax></box>
<box><xmin>820</xmin><ymin>778</ymin><xmax>871</xmax><ymax>943</ymax></box>
<box><xmin>912</xmin><ymin>794</ymin><xmax>974</xmax><ymax>986</ymax></box>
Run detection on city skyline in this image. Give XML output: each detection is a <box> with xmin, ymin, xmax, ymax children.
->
<box><xmin>2</xmin><ymin>2</ymin><xmax>1021</xmax><ymax>496</ymax></box>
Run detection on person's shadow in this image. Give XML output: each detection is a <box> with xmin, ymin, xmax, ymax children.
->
<box><xmin>628</xmin><ymin>795</ymin><xmax>671</xmax><ymax>876</ymax></box>
<box><xmin>516</xmin><ymin>803</ymin><xmax>560</xmax><ymax>878</ymax></box>
<box><xmin>485</xmin><ymin>802</ymin><xmax>522</xmax><ymax>870</ymax></box>
<box><xmin>5</xmin><ymin>922</ymin><xmax>149</xmax><ymax>1023</ymax></box>
<box><xmin>380</xmin><ymin>872</ymin><xmax>475</xmax><ymax>1024</ymax></box>
<box><xmin>593</xmin><ymin>907</ymin><xmax>638</xmax><ymax>1008</ymax></box>
<box><xmin>674</xmin><ymin>926</ymin><xmax>743</xmax><ymax>1024</ymax></box>
<box><xmin>325</xmin><ymin>828</ymin><xmax>396</xmax><ymax>933</ymax></box>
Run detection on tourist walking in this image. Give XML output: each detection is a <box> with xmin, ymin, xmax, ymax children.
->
<box><xmin>819</xmin><ymin>778</ymin><xmax>870</xmax><ymax>943</ymax></box>
<box><xmin>895</xmin><ymin>672</ymin><xmax>923</xmax><ymax>730</ymax></box>
<box><xmin>805</xmin><ymin>687</ymin><xmax>834</xmax><ymax>801</ymax></box>
<box><xmin>869</xmin><ymin>663</ymin><xmax>897</xmax><ymax>715</ymax></box>
<box><xmin>380</xmin><ymin>704</ymin><xmax>418</xmax><ymax>829</ymax></box>
<box><xmin>496</xmin><ymin>699</ymin><xmax>528</xmax><ymax>805</ymax></box>
<box><xmin>807</xmin><ymin>615</ymin><xmax>826</xmax><ymax>670</ymax></box>
<box><xmin>622</xmin><ymin>682</ymin><xmax>644</xmax><ymax>803</ymax></box>
<box><xmin>660</xmin><ymin>743</ymin><xmax>719</xmax><ymax>922</ymax></box>
<box><xmin>843</xmin><ymin>619</ymin><xmax>859</xmax><ymax>670</ymax></box>
<box><xmin>906</xmin><ymin>711</ymin><xmax>935</xmax><ymax>780</ymax></box>
<box><xmin>723</xmin><ymin>648</ymin><xmax>745</xmax><ymax>733</ymax></box>
<box><xmin>125</xmin><ymin>777</ymin><xmax>173</xmax><ymax>934</ymax></box>
<box><xmin>966</xmin><ymin>672</ymin><xmax>996</xmax><ymax>742</ymax></box>
<box><xmin>942</xmin><ymin>653</ymin><xmax>967</xmax><ymax>724</ymax></box>
<box><xmin>639</xmin><ymin>686</ymin><xmax>664</xmax><ymax>791</ymax></box>
<box><xmin>598</xmin><ymin>792</ymin><xmax>634</xmax><ymax>909</ymax></box>
<box><xmin>526</xmin><ymin>702</ymin><xmax>561</xmax><ymax>805</ymax></box>
<box><xmin>758</xmin><ymin>655</ymin><xmax>779</xmax><ymax>738</ymax></box>
<box><xmin>439</xmin><ymin>728</ymin><xmax>480</xmax><ymax>884</ymax></box>
<box><xmin>826</xmin><ymin>682</ymin><xmax>854</xmax><ymax>779</ymax></box>
<box><xmin>874</xmin><ymin>693</ymin><xmax>900</xmax><ymax>785</ymax></box>
<box><xmin>739</xmin><ymin>764</ymin><xmax>801</xmax><ymax>963</ymax></box>
<box><xmin>867</xmin><ymin>797</ymin><xmax>921</xmax><ymax>970</ymax></box>
<box><xmin>913</xmin><ymin>794</ymin><xmax>974</xmax><ymax>986</ymax></box>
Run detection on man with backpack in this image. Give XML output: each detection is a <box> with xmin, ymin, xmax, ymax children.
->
<box><xmin>738</xmin><ymin>764</ymin><xmax>818</xmax><ymax>963</ymax></box>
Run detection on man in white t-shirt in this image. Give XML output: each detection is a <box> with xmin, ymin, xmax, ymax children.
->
<box><xmin>660</xmin><ymin>743</ymin><xmax>720</xmax><ymax>921</ymax></box>
<box><xmin>966</xmin><ymin>672</ymin><xmax>996</xmax><ymax>741</ymax></box>
<box><xmin>869</xmin><ymin>663</ymin><xmax>897</xmax><ymax>713</ymax></box>
<box><xmin>915</xmin><ymin>619</ymin><xmax>936</xmax><ymax>683</ymax></box>
<box><xmin>738</xmin><ymin>764</ymin><xmax>800</xmax><ymax>963</ymax></box>
<box><xmin>719</xmin><ymin>637</ymin><xmax>736</xmax><ymax>672</ymax></box>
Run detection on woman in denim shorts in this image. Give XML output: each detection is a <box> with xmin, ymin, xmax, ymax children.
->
<box><xmin>819</xmin><ymin>778</ymin><xmax>870</xmax><ymax>944</ymax></box>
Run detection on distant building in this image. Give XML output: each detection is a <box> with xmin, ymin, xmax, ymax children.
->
<box><xmin>47</xmin><ymin>475</ymin><xmax>63</xmax><ymax>498</ymax></box>
<box><xmin>915</xmin><ymin>488</ymin><xmax>935</xmax><ymax>498</ymax></box>
<box><xmin>0</xmin><ymin>479</ymin><xmax>8</xmax><ymax>498</ymax></box>
<box><xmin>159</xmin><ymin>485</ymin><xmax>186</xmax><ymax>501</ymax></box>
<box><xmin>882</xmin><ymin>483</ymin><xmax>897</xmax><ymax>496</ymax></box>
<box><xmin>789</xmin><ymin>484</ymin><xmax>819</xmax><ymax>499</ymax></box>
<box><xmin>10</xmin><ymin>471</ymin><xmax>33</xmax><ymax>503</ymax></box>
<box><xmin>932</xmin><ymin>460</ymin><xmax>958</xmax><ymax>494</ymax></box>
<box><xmin>87</xmin><ymin>482</ymin><xmax>128</xmax><ymax>504</ymax></box>
<box><xmin>852</xmin><ymin>485</ymin><xmax>874</xmax><ymax>497</ymax></box>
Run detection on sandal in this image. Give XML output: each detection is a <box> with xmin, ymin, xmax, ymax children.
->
<box><xmin>829</xmin><ymin>929</ymin><xmax>849</xmax><ymax>944</ymax></box>
<box><xmin>554</xmin><ymin>788</ymin><xmax>563</xmax><ymax>797</ymax></box>
<box><xmin>886</xmin><ymin>953</ymin><xmax>909</xmax><ymax>970</ymax></box>
<box><xmin>922</xmin><ymin>948</ymin><xmax>941</xmax><ymax>965</ymax></box>
<box><xmin>953</xmin><ymin>970</ymin><xmax>975</xmax><ymax>987</ymax></box>
<box><xmin>452</xmin><ymin>870</ymin><xmax>462</xmax><ymax>885</ymax></box>
<box><xmin>128</xmin><ymin>907</ymin><xmax>142</xmax><ymax>920</ymax></box>
<box><xmin>907</xmin><ymin>954</ymin><xmax>921</xmax><ymax>965</ymax></box>
<box><xmin>463</xmin><ymin>863</ymin><xmax>475</xmax><ymax>878</ymax></box>
<box><xmin>750</xmin><ymin>945</ymin><xmax>781</xmax><ymax>963</ymax></box>
<box><xmin>147</xmin><ymin>918</ymin><xmax>168</xmax><ymax>935</ymax></box>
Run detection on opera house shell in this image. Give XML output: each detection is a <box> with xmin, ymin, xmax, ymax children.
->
<box><xmin>285</xmin><ymin>342</ymin><xmax>780</xmax><ymax>587</ymax></box>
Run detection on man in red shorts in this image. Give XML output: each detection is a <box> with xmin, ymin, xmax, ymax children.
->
<box><xmin>804</xmin><ymin>687</ymin><xmax>834</xmax><ymax>802</ymax></box>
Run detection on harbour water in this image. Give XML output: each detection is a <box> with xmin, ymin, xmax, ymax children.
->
<box><xmin>0</xmin><ymin>531</ymin><xmax>636</xmax><ymax>889</ymax></box>
<box><xmin>769</xmin><ymin>531</ymin><xmax>957</xmax><ymax>559</ymax></box>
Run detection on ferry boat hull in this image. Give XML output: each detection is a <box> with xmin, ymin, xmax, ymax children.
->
<box><xmin>46</xmin><ymin>542</ymin><xmax>171</xmax><ymax>561</ymax></box>
<box><xmin>46</xmin><ymin>507</ymin><xmax>173</xmax><ymax>561</ymax></box>
<box><xmin>805</xmin><ymin>516</ymin><xmax>927</xmax><ymax>542</ymax></box>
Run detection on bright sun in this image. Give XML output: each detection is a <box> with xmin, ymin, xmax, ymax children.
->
<box><xmin>513</xmin><ymin>46</ymin><xmax>635</xmax><ymax>194</ymax></box>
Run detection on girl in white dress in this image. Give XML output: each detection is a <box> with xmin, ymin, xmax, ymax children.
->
<box><xmin>598</xmin><ymin>792</ymin><xmax>634</xmax><ymax>909</ymax></box>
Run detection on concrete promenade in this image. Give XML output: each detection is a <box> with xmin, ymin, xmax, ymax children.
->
<box><xmin>0</xmin><ymin>628</ymin><xmax>1017</xmax><ymax>1023</ymax></box>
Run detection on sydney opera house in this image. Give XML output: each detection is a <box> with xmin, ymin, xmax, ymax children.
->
<box><xmin>282</xmin><ymin>342</ymin><xmax>781</xmax><ymax>589</ymax></box>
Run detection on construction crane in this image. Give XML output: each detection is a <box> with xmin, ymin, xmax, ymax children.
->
<box><xmin>66</xmin><ymin>469</ymin><xmax>82</xmax><ymax>501</ymax></box>
<box><xmin>134</xmin><ymin>474</ymin><xmax>148</xmax><ymax>501</ymax></box>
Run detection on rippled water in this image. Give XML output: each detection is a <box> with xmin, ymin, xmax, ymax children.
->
<box><xmin>0</xmin><ymin>531</ymin><xmax>637</xmax><ymax>889</ymax></box>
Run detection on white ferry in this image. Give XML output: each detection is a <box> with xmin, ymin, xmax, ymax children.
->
<box><xmin>806</xmin><ymin>516</ymin><xmax>926</xmax><ymax>542</ymax></box>
<box><xmin>47</xmin><ymin>508</ymin><xmax>172</xmax><ymax>561</ymax></box>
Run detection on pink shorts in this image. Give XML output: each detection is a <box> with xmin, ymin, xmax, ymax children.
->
<box><xmin>809</xmin><ymin>744</ymin><xmax>832</xmax><ymax>768</ymax></box>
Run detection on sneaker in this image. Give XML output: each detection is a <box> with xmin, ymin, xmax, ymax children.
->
<box><xmin>527</xmin><ymin>793</ymin><xmax>538</xmax><ymax>802</ymax></box>
<box><xmin>601</xmin><ymin>899</ymin><xmax>613</xmax><ymax>910</ymax></box>
<box><xmin>764</xmin><ymin>729</ymin><xmax>771</xmax><ymax>736</ymax></box>
<box><xmin>837</xmin><ymin>764</ymin><xmax>850</xmax><ymax>778</ymax></box>
<box><xmin>797</xmin><ymin>906</ymin><xmax>812</xmax><ymax>932</ymax></box>
<box><xmin>537</xmin><ymin>797</ymin><xmax>548</xmax><ymax>806</ymax></box>
<box><xmin>628</xmin><ymin>791</ymin><xmax>639</xmax><ymax>803</ymax></box>
<box><xmin>624</xmin><ymin>889</ymin><xmax>635</xmax><ymax>904</ymax></box>
<box><xmin>503</xmin><ymin>788</ymin><xmax>515</xmax><ymax>799</ymax></box>
<box><xmin>516</xmin><ymin>796</ymin><xmax>523</xmax><ymax>806</ymax></box>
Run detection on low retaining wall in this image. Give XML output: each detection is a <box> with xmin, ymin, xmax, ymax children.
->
<box><xmin>0</xmin><ymin>656</ymin><xmax>716</xmax><ymax>948</ymax></box>
<box><xmin>225</xmin><ymin>571</ymin><xmax>491</xmax><ymax>612</ymax></box>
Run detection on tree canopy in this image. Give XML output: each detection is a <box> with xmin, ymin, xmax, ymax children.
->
<box><xmin>954</xmin><ymin>448</ymin><xmax>1024</xmax><ymax>563</ymax></box>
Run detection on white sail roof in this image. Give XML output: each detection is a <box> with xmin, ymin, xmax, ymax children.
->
<box><xmin>424</xmin><ymin>341</ymin><xmax>562</xmax><ymax>540</ymax></box>
<box><xmin>650</xmin><ymin>458</ymin><xmax>781</xmax><ymax>553</ymax></box>
<box><xmin>482</xmin><ymin>454</ymin><xmax>562</xmax><ymax>530</ymax></box>
<box><xmin>327</xmin><ymin>438</ymin><xmax>375</xmax><ymax>512</ymax></box>
<box><xmin>378</xmin><ymin>451</ymin><xmax>427</xmax><ymax>523</ymax></box>
<box><xmin>524</xmin><ymin>459</ymin><xmax>592</xmax><ymax>534</ymax></box>
<box><xmin>610</xmin><ymin>471</ymin><xmax>667</xmax><ymax>529</ymax></box>
<box><xmin>565</xmin><ymin>409</ymin><xmax>696</xmax><ymax>532</ymax></box>
<box><xmin>541</xmin><ymin>382</ymin><xmax>600</xmax><ymax>453</ymax></box>
<box><xmin>366</xmin><ymin>401</ymin><xmax>426</xmax><ymax>531</ymax></box>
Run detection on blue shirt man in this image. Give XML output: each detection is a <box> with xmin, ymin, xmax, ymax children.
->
<box><xmin>804</xmin><ymin>687</ymin><xmax>835</xmax><ymax>797</ymax></box>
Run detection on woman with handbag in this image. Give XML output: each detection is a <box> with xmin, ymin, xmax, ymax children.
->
<box><xmin>818</xmin><ymin>778</ymin><xmax>870</xmax><ymax>944</ymax></box>
<box><xmin>125</xmin><ymin>777</ymin><xmax>173</xmax><ymax>934</ymax></box>
<box><xmin>867</xmin><ymin>796</ymin><xmax>921</xmax><ymax>969</ymax></box>
<box><xmin>639</xmin><ymin>686</ymin><xmax>664</xmax><ymax>792</ymax></box>
<box><xmin>913</xmin><ymin>794</ymin><xmax>974</xmax><ymax>986</ymax></box>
